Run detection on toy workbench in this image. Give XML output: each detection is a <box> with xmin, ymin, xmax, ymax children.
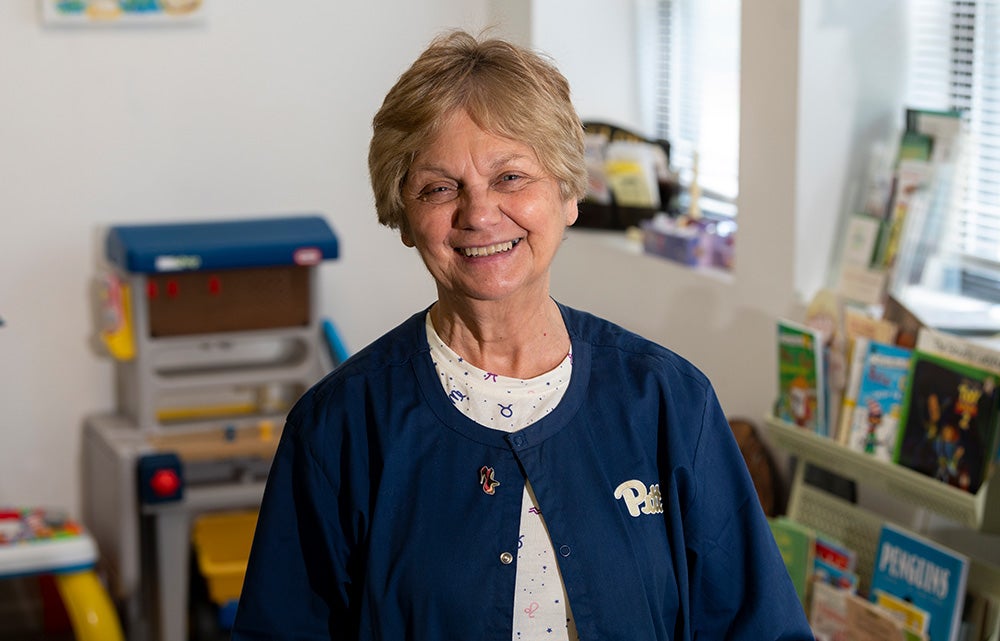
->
<box><xmin>82</xmin><ymin>214</ymin><xmax>340</xmax><ymax>641</ymax></box>
<box><xmin>97</xmin><ymin>214</ymin><xmax>339</xmax><ymax>431</ymax></box>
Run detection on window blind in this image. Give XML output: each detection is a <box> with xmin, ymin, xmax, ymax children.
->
<box><xmin>655</xmin><ymin>0</ymin><xmax>741</xmax><ymax>211</ymax></box>
<box><xmin>906</xmin><ymin>0</ymin><xmax>1000</xmax><ymax>281</ymax></box>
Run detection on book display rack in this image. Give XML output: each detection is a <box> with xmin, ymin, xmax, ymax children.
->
<box><xmin>764</xmin><ymin>415</ymin><xmax>1000</xmax><ymax>620</ymax></box>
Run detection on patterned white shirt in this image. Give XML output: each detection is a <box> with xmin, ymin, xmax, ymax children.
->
<box><xmin>426</xmin><ymin>313</ymin><xmax>578</xmax><ymax>640</ymax></box>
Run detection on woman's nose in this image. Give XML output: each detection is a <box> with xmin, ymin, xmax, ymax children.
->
<box><xmin>455</xmin><ymin>186</ymin><xmax>502</xmax><ymax>229</ymax></box>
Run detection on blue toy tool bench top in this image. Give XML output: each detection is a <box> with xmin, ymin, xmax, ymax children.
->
<box><xmin>106</xmin><ymin>215</ymin><xmax>339</xmax><ymax>274</ymax></box>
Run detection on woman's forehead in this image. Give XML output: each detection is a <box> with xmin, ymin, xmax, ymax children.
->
<box><xmin>410</xmin><ymin>114</ymin><xmax>540</xmax><ymax>170</ymax></box>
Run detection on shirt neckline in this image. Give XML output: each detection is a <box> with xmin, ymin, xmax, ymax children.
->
<box><xmin>412</xmin><ymin>303</ymin><xmax>591</xmax><ymax>450</ymax></box>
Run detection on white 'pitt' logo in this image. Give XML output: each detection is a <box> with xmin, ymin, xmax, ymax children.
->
<box><xmin>614</xmin><ymin>480</ymin><xmax>664</xmax><ymax>517</ymax></box>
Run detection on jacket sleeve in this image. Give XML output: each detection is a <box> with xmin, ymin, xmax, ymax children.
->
<box><xmin>231</xmin><ymin>390</ymin><xmax>369</xmax><ymax>640</ymax></box>
<box><xmin>684</xmin><ymin>389</ymin><xmax>815</xmax><ymax>641</ymax></box>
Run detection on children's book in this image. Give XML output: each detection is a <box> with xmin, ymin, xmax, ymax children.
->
<box><xmin>844</xmin><ymin>306</ymin><xmax>900</xmax><ymax>345</ymax></box>
<box><xmin>814</xmin><ymin>580</ymin><xmax>928</xmax><ymax>641</ymax></box>
<box><xmin>894</xmin><ymin>330</ymin><xmax>1000</xmax><ymax>494</ymax></box>
<box><xmin>876</xmin><ymin>154</ymin><xmax>934</xmax><ymax>271</ymax></box>
<box><xmin>814</xmin><ymin>557</ymin><xmax>859</xmax><ymax>593</ymax></box>
<box><xmin>914</xmin><ymin>328</ymin><xmax>1000</xmax><ymax>375</ymax></box>
<box><xmin>836</xmin><ymin>263</ymin><xmax>890</xmax><ymax>307</ymax></box>
<box><xmin>835</xmin><ymin>314</ymin><xmax>904</xmax><ymax>443</ymax></box>
<box><xmin>815</xmin><ymin>534</ymin><xmax>858</xmax><ymax>573</ymax></box>
<box><xmin>776</xmin><ymin>319</ymin><xmax>827</xmax><ymax>435</ymax></box>
<box><xmin>810</xmin><ymin>580</ymin><xmax>850</xmax><ymax>641</ymax></box>
<box><xmin>806</xmin><ymin>289</ymin><xmax>847</xmax><ymax>439</ymax></box>
<box><xmin>870</xmin><ymin>523</ymin><xmax>969</xmax><ymax>641</ymax></box>
<box><xmin>839</xmin><ymin>213</ymin><xmax>883</xmax><ymax>268</ymax></box>
<box><xmin>844</xmin><ymin>341</ymin><xmax>913</xmax><ymax>461</ymax></box>
<box><xmin>847</xmin><ymin>592</ymin><xmax>910</xmax><ymax>641</ymax></box>
<box><xmin>859</xmin><ymin>140</ymin><xmax>897</xmax><ymax>219</ymax></box>
<box><xmin>768</xmin><ymin>516</ymin><xmax>815</xmax><ymax>607</ymax></box>
<box><xmin>874</xmin><ymin>589</ymin><xmax>931</xmax><ymax>638</ymax></box>
<box><xmin>838</xmin><ymin>336</ymin><xmax>871</xmax><ymax>445</ymax></box>
<box><xmin>906</xmin><ymin>108</ymin><xmax>964</xmax><ymax>165</ymax></box>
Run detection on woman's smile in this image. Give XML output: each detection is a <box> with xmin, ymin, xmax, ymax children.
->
<box><xmin>457</xmin><ymin>238</ymin><xmax>521</xmax><ymax>258</ymax></box>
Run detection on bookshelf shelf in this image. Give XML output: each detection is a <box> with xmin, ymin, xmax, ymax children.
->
<box><xmin>764</xmin><ymin>415</ymin><xmax>1000</xmax><ymax>534</ymax></box>
<box><xmin>764</xmin><ymin>414</ymin><xmax>1000</xmax><ymax>603</ymax></box>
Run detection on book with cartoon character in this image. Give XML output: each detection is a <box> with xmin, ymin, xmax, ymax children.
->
<box><xmin>893</xmin><ymin>330</ymin><xmax>1000</xmax><ymax>494</ymax></box>
<box><xmin>776</xmin><ymin>319</ymin><xmax>827</xmax><ymax>436</ymax></box>
<box><xmin>844</xmin><ymin>341</ymin><xmax>912</xmax><ymax>461</ymax></box>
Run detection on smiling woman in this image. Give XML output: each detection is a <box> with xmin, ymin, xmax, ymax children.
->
<box><xmin>231</xmin><ymin>29</ymin><xmax>813</xmax><ymax>641</ymax></box>
<box><xmin>399</xmin><ymin>109</ymin><xmax>579</xmax><ymax>342</ymax></box>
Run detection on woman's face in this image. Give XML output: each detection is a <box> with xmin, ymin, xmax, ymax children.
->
<box><xmin>401</xmin><ymin>109</ymin><xmax>578</xmax><ymax>307</ymax></box>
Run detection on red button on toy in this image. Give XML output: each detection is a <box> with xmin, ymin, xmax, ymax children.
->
<box><xmin>150</xmin><ymin>469</ymin><xmax>181</xmax><ymax>497</ymax></box>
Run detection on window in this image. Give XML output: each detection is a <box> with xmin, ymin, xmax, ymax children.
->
<box><xmin>640</xmin><ymin>0</ymin><xmax>741</xmax><ymax>218</ymax></box>
<box><xmin>899</xmin><ymin>0</ymin><xmax>1000</xmax><ymax>321</ymax></box>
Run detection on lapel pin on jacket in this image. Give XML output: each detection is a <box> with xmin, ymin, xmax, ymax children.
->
<box><xmin>479</xmin><ymin>466</ymin><xmax>500</xmax><ymax>495</ymax></box>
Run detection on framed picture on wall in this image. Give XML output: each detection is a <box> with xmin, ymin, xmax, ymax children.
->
<box><xmin>40</xmin><ymin>1</ymin><xmax>207</xmax><ymax>27</ymax></box>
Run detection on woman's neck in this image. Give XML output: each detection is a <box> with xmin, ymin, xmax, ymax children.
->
<box><xmin>429</xmin><ymin>296</ymin><xmax>570</xmax><ymax>379</ymax></box>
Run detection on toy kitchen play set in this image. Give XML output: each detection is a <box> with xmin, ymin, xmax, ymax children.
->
<box><xmin>82</xmin><ymin>215</ymin><xmax>340</xmax><ymax>641</ymax></box>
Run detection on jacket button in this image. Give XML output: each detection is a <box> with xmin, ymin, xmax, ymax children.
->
<box><xmin>559</xmin><ymin>545</ymin><xmax>571</xmax><ymax>557</ymax></box>
<box><xmin>499</xmin><ymin>552</ymin><xmax>514</xmax><ymax>565</ymax></box>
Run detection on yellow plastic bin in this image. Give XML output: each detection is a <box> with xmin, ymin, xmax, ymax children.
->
<box><xmin>190</xmin><ymin>510</ymin><xmax>258</xmax><ymax>607</ymax></box>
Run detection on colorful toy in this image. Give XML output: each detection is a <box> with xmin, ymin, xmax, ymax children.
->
<box><xmin>0</xmin><ymin>507</ymin><xmax>125</xmax><ymax>641</ymax></box>
<box><xmin>82</xmin><ymin>215</ymin><xmax>340</xmax><ymax>641</ymax></box>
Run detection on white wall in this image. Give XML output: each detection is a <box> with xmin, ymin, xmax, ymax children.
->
<box><xmin>0</xmin><ymin>0</ymin><xmax>909</xmax><ymax>518</ymax></box>
<box><xmin>0</xmin><ymin>1</ymin><xmax>488</xmax><ymax>513</ymax></box>
<box><xmin>531</xmin><ymin>0</ymin><xmax>642</xmax><ymax>131</ymax></box>
<box><xmin>796</xmin><ymin>0</ymin><xmax>908</xmax><ymax>296</ymax></box>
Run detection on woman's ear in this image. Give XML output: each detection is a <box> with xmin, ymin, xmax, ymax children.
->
<box><xmin>399</xmin><ymin>220</ymin><xmax>415</xmax><ymax>247</ymax></box>
<box><xmin>564</xmin><ymin>198</ymin><xmax>580</xmax><ymax>227</ymax></box>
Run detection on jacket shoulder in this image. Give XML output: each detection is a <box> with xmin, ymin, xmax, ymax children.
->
<box><xmin>287</xmin><ymin>309</ymin><xmax>428</xmax><ymax>429</ymax></box>
<box><xmin>560</xmin><ymin>303</ymin><xmax>712</xmax><ymax>391</ymax></box>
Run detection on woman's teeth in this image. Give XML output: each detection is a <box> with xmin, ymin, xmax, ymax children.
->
<box><xmin>461</xmin><ymin>239</ymin><xmax>518</xmax><ymax>257</ymax></box>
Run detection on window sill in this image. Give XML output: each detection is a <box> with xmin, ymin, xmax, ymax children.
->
<box><xmin>893</xmin><ymin>284</ymin><xmax>1000</xmax><ymax>338</ymax></box>
<box><xmin>566</xmin><ymin>226</ymin><xmax>734</xmax><ymax>284</ymax></box>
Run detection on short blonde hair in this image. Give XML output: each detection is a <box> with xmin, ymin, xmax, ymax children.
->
<box><xmin>368</xmin><ymin>30</ymin><xmax>588</xmax><ymax>230</ymax></box>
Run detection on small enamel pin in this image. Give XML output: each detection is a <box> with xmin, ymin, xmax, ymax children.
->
<box><xmin>479</xmin><ymin>465</ymin><xmax>500</xmax><ymax>495</ymax></box>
